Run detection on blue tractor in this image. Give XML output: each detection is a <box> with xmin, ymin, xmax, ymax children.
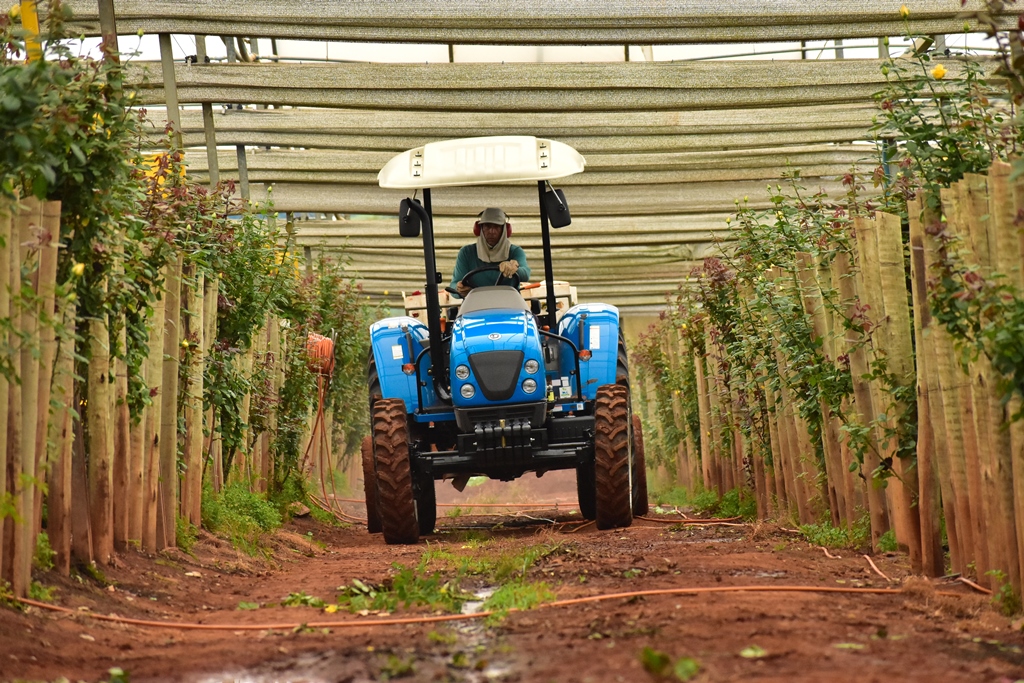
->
<box><xmin>363</xmin><ymin>136</ymin><xmax>647</xmax><ymax>544</ymax></box>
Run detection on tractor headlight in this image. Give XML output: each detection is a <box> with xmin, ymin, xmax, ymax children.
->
<box><xmin>522</xmin><ymin>378</ymin><xmax>538</xmax><ymax>393</ymax></box>
<box><xmin>460</xmin><ymin>384</ymin><xmax>476</xmax><ymax>399</ymax></box>
<box><xmin>455</xmin><ymin>364</ymin><xmax>470</xmax><ymax>380</ymax></box>
<box><xmin>524</xmin><ymin>359</ymin><xmax>540</xmax><ymax>374</ymax></box>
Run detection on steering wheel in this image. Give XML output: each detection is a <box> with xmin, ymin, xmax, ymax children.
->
<box><xmin>445</xmin><ymin>264</ymin><xmax>521</xmax><ymax>296</ymax></box>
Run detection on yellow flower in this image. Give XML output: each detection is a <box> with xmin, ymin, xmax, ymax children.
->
<box><xmin>323</xmin><ymin>604</ymin><xmax>339</xmax><ymax>614</ymax></box>
<box><xmin>71</xmin><ymin>262</ymin><xmax>85</xmax><ymax>277</ymax></box>
<box><xmin>931</xmin><ymin>64</ymin><xmax>947</xmax><ymax>79</ymax></box>
<box><xmin>180</xmin><ymin>339</ymin><xmax>189</xmax><ymax>349</ymax></box>
<box><xmin>899</xmin><ymin>4</ymin><xmax>909</xmax><ymax>18</ymax></box>
<box><xmin>9</xmin><ymin>3</ymin><xmax>19</xmax><ymax>19</ymax></box>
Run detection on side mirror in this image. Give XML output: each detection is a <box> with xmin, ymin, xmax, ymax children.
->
<box><xmin>399</xmin><ymin>198</ymin><xmax>421</xmax><ymax>237</ymax></box>
<box><xmin>542</xmin><ymin>188</ymin><xmax>571</xmax><ymax>228</ymax></box>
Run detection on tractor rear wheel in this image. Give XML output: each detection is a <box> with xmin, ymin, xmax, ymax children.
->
<box><xmin>576</xmin><ymin>460</ymin><xmax>596</xmax><ymax>520</ymax></box>
<box><xmin>594</xmin><ymin>384</ymin><xmax>633</xmax><ymax>530</ymax></box>
<box><xmin>416</xmin><ymin>477</ymin><xmax>437</xmax><ymax>535</ymax></box>
<box><xmin>372</xmin><ymin>398</ymin><xmax>419</xmax><ymax>544</ymax></box>
<box><xmin>631</xmin><ymin>414</ymin><xmax>650</xmax><ymax>516</ymax></box>
<box><xmin>361</xmin><ymin>436</ymin><xmax>382</xmax><ymax>533</ymax></box>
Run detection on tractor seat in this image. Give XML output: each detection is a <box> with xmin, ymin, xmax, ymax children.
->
<box><xmin>458</xmin><ymin>286</ymin><xmax>530</xmax><ymax>316</ymax></box>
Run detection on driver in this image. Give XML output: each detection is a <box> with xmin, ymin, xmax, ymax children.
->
<box><xmin>450</xmin><ymin>207</ymin><xmax>530</xmax><ymax>297</ymax></box>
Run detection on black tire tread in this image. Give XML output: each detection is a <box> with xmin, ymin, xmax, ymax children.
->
<box><xmin>361</xmin><ymin>435</ymin><xmax>382</xmax><ymax>533</ymax></box>
<box><xmin>632</xmin><ymin>414</ymin><xmax>650</xmax><ymax>516</ymax></box>
<box><xmin>594</xmin><ymin>384</ymin><xmax>633</xmax><ymax>530</ymax></box>
<box><xmin>372</xmin><ymin>399</ymin><xmax>419</xmax><ymax>545</ymax></box>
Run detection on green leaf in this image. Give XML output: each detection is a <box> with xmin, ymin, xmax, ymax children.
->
<box><xmin>833</xmin><ymin>642</ymin><xmax>865</xmax><ymax>650</ymax></box>
<box><xmin>31</xmin><ymin>174</ymin><xmax>48</xmax><ymax>199</ymax></box>
<box><xmin>673</xmin><ymin>657</ymin><xmax>701</xmax><ymax>681</ymax></box>
<box><xmin>69</xmin><ymin>142</ymin><xmax>86</xmax><ymax>164</ymax></box>
<box><xmin>1</xmin><ymin>95</ymin><xmax>21</xmax><ymax>111</ymax></box>
<box><xmin>740</xmin><ymin>645</ymin><xmax>767</xmax><ymax>659</ymax></box>
<box><xmin>236</xmin><ymin>601</ymin><xmax>259</xmax><ymax>610</ymax></box>
<box><xmin>640</xmin><ymin>647</ymin><xmax>671</xmax><ymax>676</ymax></box>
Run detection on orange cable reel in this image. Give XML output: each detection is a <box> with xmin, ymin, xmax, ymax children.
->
<box><xmin>305</xmin><ymin>332</ymin><xmax>336</xmax><ymax>377</ymax></box>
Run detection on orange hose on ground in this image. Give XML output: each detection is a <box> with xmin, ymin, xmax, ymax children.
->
<box><xmin>14</xmin><ymin>583</ymin><xmax>967</xmax><ymax>633</ymax></box>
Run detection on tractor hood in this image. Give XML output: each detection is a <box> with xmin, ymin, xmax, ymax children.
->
<box><xmin>449</xmin><ymin>309</ymin><xmax>545</xmax><ymax>405</ymax></box>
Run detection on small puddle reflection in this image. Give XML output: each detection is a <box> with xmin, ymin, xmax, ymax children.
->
<box><xmin>196</xmin><ymin>588</ymin><xmax>514</xmax><ymax>683</ymax></box>
<box><xmin>456</xmin><ymin>587</ymin><xmax>514</xmax><ymax>681</ymax></box>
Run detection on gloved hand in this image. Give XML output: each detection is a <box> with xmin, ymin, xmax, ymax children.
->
<box><xmin>499</xmin><ymin>259</ymin><xmax>519</xmax><ymax>278</ymax></box>
<box><xmin>456</xmin><ymin>281</ymin><xmax>471</xmax><ymax>296</ymax></box>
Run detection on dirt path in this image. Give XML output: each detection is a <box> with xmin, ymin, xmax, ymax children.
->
<box><xmin>3</xmin><ymin>482</ymin><xmax>1023</xmax><ymax>682</ymax></box>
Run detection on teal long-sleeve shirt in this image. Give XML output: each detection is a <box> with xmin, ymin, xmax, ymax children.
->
<box><xmin>449</xmin><ymin>243</ymin><xmax>531</xmax><ymax>292</ymax></box>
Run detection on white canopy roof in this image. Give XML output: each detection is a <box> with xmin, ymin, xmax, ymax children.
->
<box><xmin>377</xmin><ymin>136</ymin><xmax>586</xmax><ymax>189</ymax></box>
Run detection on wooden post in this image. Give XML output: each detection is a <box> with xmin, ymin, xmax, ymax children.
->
<box><xmin>69</xmin><ymin>403</ymin><xmax>92</xmax><ymax>565</ymax></box>
<box><xmin>86</xmin><ymin>255</ymin><xmax>113</xmax><ymax>565</ymax></box>
<box><xmin>906</xmin><ymin>198</ymin><xmax>945</xmax><ymax>577</ymax></box>
<box><xmin>0</xmin><ymin>197</ymin><xmax>11</xmax><ymax>582</ymax></box>
<box><xmin>142</xmin><ymin>271</ymin><xmax>167</xmax><ymax>554</ymax></box>
<box><xmin>181</xmin><ymin>266</ymin><xmax>204</xmax><ymax>526</ymax></box>
<box><xmin>10</xmin><ymin>198</ymin><xmax>41</xmax><ymax>593</ymax></box>
<box><xmin>795</xmin><ymin>252</ymin><xmax>845</xmax><ymax>527</ymax></box>
<box><xmin>30</xmin><ymin>203</ymin><xmax>58</xmax><ymax>548</ymax></box>
<box><xmin>998</xmin><ymin>162</ymin><xmax>1024</xmax><ymax>592</ymax></box>
<box><xmin>157</xmin><ymin>254</ymin><xmax>182</xmax><ymax>549</ymax></box>
<box><xmin>112</xmin><ymin>243</ymin><xmax>131</xmax><ymax>552</ymax></box>
<box><xmin>203</xmin><ymin>276</ymin><xmax>220</xmax><ymax>491</ymax></box>
<box><xmin>694</xmin><ymin>343</ymin><xmax>713</xmax><ymax>491</ymax></box>
<box><xmin>832</xmin><ymin>249</ymin><xmax>890</xmax><ymax>546</ymax></box>
<box><xmin>48</xmin><ymin>288</ymin><xmax>76</xmax><ymax>575</ymax></box>
<box><xmin>915</xmin><ymin>202</ymin><xmax>967</xmax><ymax>576</ymax></box>
<box><xmin>872</xmin><ymin>212</ymin><xmax>924</xmax><ymax>569</ymax></box>
<box><xmin>764</xmin><ymin>374</ymin><xmax>788</xmax><ymax>516</ymax></box>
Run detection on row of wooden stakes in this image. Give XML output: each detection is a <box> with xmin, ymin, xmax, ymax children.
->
<box><xmin>0</xmin><ymin>197</ymin><xmax>285</xmax><ymax>599</ymax></box>
<box><xmin>643</xmin><ymin>161</ymin><xmax>1024</xmax><ymax>593</ymax></box>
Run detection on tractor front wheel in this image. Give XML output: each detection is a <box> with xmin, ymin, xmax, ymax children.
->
<box><xmin>372</xmin><ymin>399</ymin><xmax>419</xmax><ymax>544</ymax></box>
<box><xmin>594</xmin><ymin>384</ymin><xmax>633</xmax><ymax>530</ymax></box>
<box><xmin>631</xmin><ymin>414</ymin><xmax>649</xmax><ymax>516</ymax></box>
<box><xmin>361</xmin><ymin>436</ymin><xmax>382</xmax><ymax>533</ymax></box>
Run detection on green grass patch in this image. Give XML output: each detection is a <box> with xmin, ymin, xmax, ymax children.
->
<box><xmin>33</xmin><ymin>532</ymin><xmax>55</xmax><ymax>571</ymax></box>
<box><xmin>877</xmin><ymin>529</ymin><xmax>898</xmax><ymax>553</ymax></box>
<box><xmin>202</xmin><ymin>481</ymin><xmax>282</xmax><ymax>556</ymax></box>
<box><xmin>800</xmin><ymin>514</ymin><xmax>871</xmax><ymax>550</ymax></box>
<box><xmin>336</xmin><ymin>563</ymin><xmax>471</xmax><ymax>614</ymax></box>
<box><xmin>28</xmin><ymin>581</ymin><xmax>57</xmax><ymax>602</ymax></box>
<box><xmin>481</xmin><ymin>579</ymin><xmax>555</xmax><ymax>624</ymax></box>
<box><xmin>176</xmin><ymin>516</ymin><xmax>198</xmax><ymax>555</ymax></box>
<box><xmin>282</xmin><ymin>591</ymin><xmax>325</xmax><ymax>608</ymax></box>
<box><xmin>650</xmin><ymin>486</ymin><xmax>756</xmax><ymax>520</ymax></box>
<box><xmin>639</xmin><ymin>647</ymin><xmax>701</xmax><ymax>681</ymax></box>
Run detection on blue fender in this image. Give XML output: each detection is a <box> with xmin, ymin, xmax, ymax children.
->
<box><xmin>369</xmin><ymin>316</ymin><xmax>437</xmax><ymax>410</ymax></box>
<box><xmin>557</xmin><ymin>303</ymin><xmax>621</xmax><ymax>400</ymax></box>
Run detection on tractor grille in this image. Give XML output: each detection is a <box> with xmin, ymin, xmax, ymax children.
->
<box><xmin>455</xmin><ymin>401</ymin><xmax>546</xmax><ymax>433</ymax></box>
<box><xmin>468</xmin><ymin>350</ymin><xmax>523</xmax><ymax>401</ymax></box>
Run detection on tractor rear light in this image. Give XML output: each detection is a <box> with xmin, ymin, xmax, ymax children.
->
<box><xmin>455</xmin><ymin>364</ymin><xmax>470</xmax><ymax>380</ymax></box>
<box><xmin>524</xmin><ymin>359</ymin><xmax>539</xmax><ymax>374</ymax></box>
<box><xmin>402</xmin><ymin>363</ymin><xmax>415</xmax><ymax>375</ymax></box>
<box><xmin>460</xmin><ymin>384</ymin><xmax>476</xmax><ymax>399</ymax></box>
<box><xmin>522</xmin><ymin>378</ymin><xmax>538</xmax><ymax>393</ymax></box>
<box><xmin>579</xmin><ymin>349</ymin><xmax>592</xmax><ymax>361</ymax></box>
